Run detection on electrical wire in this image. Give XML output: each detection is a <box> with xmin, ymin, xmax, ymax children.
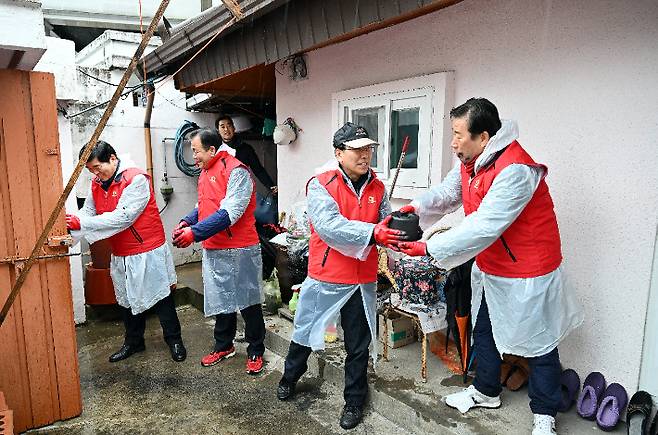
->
<box><xmin>147</xmin><ymin>16</ymin><xmax>237</xmax><ymax>97</ymax></box>
<box><xmin>138</xmin><ymin>0</ymin><xmax>148</xmax><ymax>91</ymax></box>
<box><xmin>76</xmin><ymin>68</ymin><xmax>168</xmax><ymax>88</ymax></box>
<box><xmin>65</xmin><ymin>75</ymin><xmax>169</xmax><ymax>119</ymax></box>
<box><xmin>155</xmin><ymin>89</ymin><xmax>188</xmax><ymax>110</ymax></box>
<box><xmin>76</xmin><ymin>67</ymin><xmax>123</xmax><ymax>86</ymax></box>
<box><xmin>174</xmin><ymin>120</ymin><xmax>201</xmax><ymax>176</ymax></box>
<box><xmin>65</xmin><ymin>87</ymin><xmax>137</xmax><ymax>119</ymax></box>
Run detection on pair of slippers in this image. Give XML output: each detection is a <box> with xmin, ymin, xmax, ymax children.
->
<box><xmin>626</xmin><ymin>390</ymin><xmax>658</xmax><ymax>435</ymax></box>
<box><xmin>571</xmin><ymin>372</ymin><xmax>627</xmax><ymax>431</ymax></box>
<box><xmin>500</xmin><ymin>355</ymin><xmax>529</xmax><ymax>391</ymax></box>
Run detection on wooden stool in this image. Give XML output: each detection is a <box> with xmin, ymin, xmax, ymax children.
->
<box><xmin>381</xmin><ymin>305</ymin><xmax>428</xmax><ymax>383</ymax></box>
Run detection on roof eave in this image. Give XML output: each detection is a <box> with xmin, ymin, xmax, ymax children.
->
<box><xmin>140</xmin><ymin>0</ymin><xmax>290</xmax><ymax>78</ymax></box>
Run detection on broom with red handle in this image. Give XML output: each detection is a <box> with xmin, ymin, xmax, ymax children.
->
<box><xmin>389</xmin><ymin>136</ymin><xmax>411</xmax><ymax>200</ymax></box>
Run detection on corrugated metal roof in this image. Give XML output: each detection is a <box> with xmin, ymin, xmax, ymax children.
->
<box><xmin>143</xmin><ymin>0</ymin><xmax>461</xmax><ymax>89</ymax></box>
<box><xmin>141</xmin><ymin>0</ymin><xmax>291</xmax><ymax>77</ymax></box>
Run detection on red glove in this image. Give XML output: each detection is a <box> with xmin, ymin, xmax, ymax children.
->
<box><xmin>373</xmin><ymin>216</ymin><xmax>404</xmax><ymax>247</ymax></box>
<box><xmin>172</xmin><ymin>220</ymin><xmax>189</xmax><ymax>239</ymax></box>
<box><xmin>398</xmin><ymin>204</ymin><xmax>416</xmax><ymax>214</ymax></box>
<box><xmin>397</xmin><ymin>241</ymin><xmax>428</xmax><ymax>257</ymax></box>
<box><xmin>172</xmin><ymin>227</ymin><xmax>195</xmax><ymax>248</ymax></box>
<box><xmin>66</xmin><ymin>214</ymin><xmax>81</xmax><ymax>231</ymax></box>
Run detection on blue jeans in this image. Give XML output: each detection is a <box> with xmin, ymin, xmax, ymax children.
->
<box><xmin>472</xmin><ymin>292</ymin><xmax>562</xmax><ymax>416</ymax></box>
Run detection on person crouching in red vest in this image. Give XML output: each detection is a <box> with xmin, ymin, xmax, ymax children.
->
<box><xmin>67</xmin><ymin>141</ymin><xmax>186</xmax><ymax>363</ymax></box>
<box><xmin>396</xmin><ymin>99</ymin><xmax>583</xmax><ymax>435</ymax></box>
<box><xmin>276</xmin><ymin>123</ymin><xmax>404</xmax><ymax>430</ymax></box>
<box><xmin>172</xmin><ymin>128</ymin><xmax>266</xmax><ymax>375</ymax></box>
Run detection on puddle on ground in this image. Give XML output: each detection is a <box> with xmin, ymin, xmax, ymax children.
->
<box><xmin>440</xmin><ymin>373</ymin><xmax>473</xmax><ymax>387</ymax></box>
<box><xmin>372</xmin><ymin>375</ymin><xmax>416</xmax><ymax>391</ymax></box>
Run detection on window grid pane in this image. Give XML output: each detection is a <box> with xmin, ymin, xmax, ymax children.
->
<box><xmin>352</xmin><ymin>107</ymin><xmax>383</xmax><ymax>168</ymax></box>
<box><xmin>390</xmin><ymin>108</ymin><xmax>419</xmax><ymax>169</ymax></box>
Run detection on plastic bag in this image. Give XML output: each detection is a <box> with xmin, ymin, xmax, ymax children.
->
<box><xmin>254</xmin><ymin>192</ymin><xmax>278</xmax><ymax>225</ymax></box>
<box><xmin>263</xmin><ymin>271</ymin><xmax>282</xmax><ymax>314</ymax></box>
<box><xmin>283</xmin><ymin>201</ymin><xmax>310</xmax><ymax>284</ymax></box>
<box><xmin>283</xmin><ymin>201</ymin><xmax>310</xmax><ymax>240</ymax></box>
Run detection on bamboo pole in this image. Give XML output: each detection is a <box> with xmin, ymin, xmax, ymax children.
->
<box><xmin>389</xmin><ymin>136</ymin><xmax>410</xmax><ymax>199</ymax></box>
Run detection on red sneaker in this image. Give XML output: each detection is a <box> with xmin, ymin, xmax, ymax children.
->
<box><xmin>200</xmin><ymin>346</ymin><xmax>236</xmax><ymax>367</ymax></box>
<box><xmin>246</xmin><ymin>355</ymin><xmax>264</xmax><ymax>374</ymax></box>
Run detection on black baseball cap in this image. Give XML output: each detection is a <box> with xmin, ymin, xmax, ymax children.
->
<box><xmin>333</xmin><ymin>122</ymin><xmax>378</xmax><ymax>149</ymax></box>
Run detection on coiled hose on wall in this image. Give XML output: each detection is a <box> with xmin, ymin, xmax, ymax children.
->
<box><xmin>174</xmin><ymin>120</ymin><xmax>200</xmax><ymax>177</ymax></box>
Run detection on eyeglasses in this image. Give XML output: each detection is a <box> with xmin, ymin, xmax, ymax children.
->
<box><xmin>342</xmin><ymin>145</ymin><xmax>377</xmax><ymax>153</ymax></box>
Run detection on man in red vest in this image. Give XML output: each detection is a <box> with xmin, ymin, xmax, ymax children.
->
<box><xmin>173</xmin><ymin>128</ymin><xmax>266</xmax><ymax>375</ymax></box>
<box><xmin>66</xmin><ymin>141</ymin><xmax>186</xmax><ymax>363</ymax></box>
<box><xmin>396</xmin><ymin>99</ymin><xmax>583</xmax><ymax>435</ymax></box>
<box><xmin>276</xmin><ymin>123</ymin><xmax>403</xmax><ymax>430</ymax></box>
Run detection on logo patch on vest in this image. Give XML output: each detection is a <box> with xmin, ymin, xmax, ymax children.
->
<box><xmin>112</xmin><ymin>191</ymin><xmax>118</xmax><ymax>197</ymax></box>
<box><xmin>473</xmin><ymin>180</ymin><xmax>480</xmax><ymax>189</ymax></box>
<box><xmin>368</xmin><ymin>196</ymin><xmax>375</xmax><ymax>204</ymax></box>
<box><xmin>210</xmin><ymin>176</ymin><xmax>216</xmax><ymax>183</ymax></box>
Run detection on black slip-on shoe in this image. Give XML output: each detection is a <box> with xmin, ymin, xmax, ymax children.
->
<box><xmin>627</xmin><ymin>390</ymin><xmax>653</xmax><ymax>435</ymax></box>
<box><xmin>109</xmin><ymin>343</ymin><xmax>145</xmax><ymax>363</ymax></box>
<box><xmin>169</xmin><ymin>342</ymin><xmax>187</xmax><ymax>362</ymax></box>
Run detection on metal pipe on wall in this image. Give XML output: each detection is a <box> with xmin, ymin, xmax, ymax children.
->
<box><xmin>144</xmin><ymin>83</ymin><xmax>156</xmax><ymax>187</ymax></box>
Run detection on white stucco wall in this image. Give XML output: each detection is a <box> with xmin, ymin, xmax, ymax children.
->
<box><xmin>0</xmin><ymin>0</ymin><xmax>46</xmax><ymax>70</ymax></box>
<box><xmin>75</xmin><ymin>30</ymin><xmax>161</xmax><ymax>70</ymax></box>
<box><xmin>34</xmin><ymin>36</ymin><xmax>86</xmax><ymax>323</ymax></box>
<box><xmin>40</xmin><ymin>0</ymin><xmax>222</xmax><ymax>22</ymax></box>
<box><xmin>34</xmin><ymin>37</ymin><xmax>77</xmax><ymax>101</ymax></box>
<box><xmin>57</xmin><ymin>113</ymin><xmax>86</xmax><ymax>324</ymax></box>
<box><xmin>276</xmin><ymin>0</ymin><xmax>658</xmax><ymax>392</ymax></box>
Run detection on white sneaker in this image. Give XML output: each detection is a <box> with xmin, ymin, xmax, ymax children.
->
<box><xmin>444</xmin><ymin>385</ymin><xmax>501</xmax><ymax>414</ymax></box>
<box><xmin>532</xmin><ymin>414</ymin><xmax>556</xmax><ymax>435</ymax></box>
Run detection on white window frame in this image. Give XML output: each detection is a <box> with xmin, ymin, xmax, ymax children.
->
<box><xmin>332</xmin><ymin>72</ymin><xmax>454</xmax><ymax>199</ymax></box>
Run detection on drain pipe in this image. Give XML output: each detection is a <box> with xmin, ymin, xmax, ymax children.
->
<box><xmin>144</xmin><ymin>84</ymin><xmax>155</xmax><ymax>188</ymax></box>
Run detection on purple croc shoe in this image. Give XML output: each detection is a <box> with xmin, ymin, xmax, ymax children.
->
<box><xmin>558</xmin><ymin>369</ymin><xmax>581</xmax><ymax>412</ymax></box>
<box><xmin>577</xmin><ymin>372</ymin><xmax>606</xmax><ymax>419</ymax></box>
<box><xmin>596</xmin><ymin>383</ymin><xmax>628</xmax><ymax>431</ymax></box>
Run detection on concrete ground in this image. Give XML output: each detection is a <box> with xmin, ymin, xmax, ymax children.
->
<box><xmin>27</xmin><ymin>262</ymin><xmax>626</xmax><ymax>434</ymax></box>
<box><xmin>176</xmin><ymin>262</ymin><xmax>624</xmax><ymax>434</ymax></box>
<box><xmin>26</xmin><ymin>305</ymin><xmax>406</xmax><ymax>435</ymax></box>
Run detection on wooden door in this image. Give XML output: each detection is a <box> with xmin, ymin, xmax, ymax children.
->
<box><xmin>0</xmin><ymin>69</ymin><xmax>82</xmax><ymax>433</ymax></box>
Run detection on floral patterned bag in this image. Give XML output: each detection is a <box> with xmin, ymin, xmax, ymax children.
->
<box><xmin>393</xmin><ymin>256</ymin><xmax>447</xmax><ymax>307</ymax></box>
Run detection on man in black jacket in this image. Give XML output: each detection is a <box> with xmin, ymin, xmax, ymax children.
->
<box><xmin>215</xmin><ymin>115</ymin><xmax>277</xmax><ymax>195</ymax></box>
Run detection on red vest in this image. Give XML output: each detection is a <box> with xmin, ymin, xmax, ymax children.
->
<box><xmin>307</xmin><ymin>169</ymin><xmax>385</xmax><ymax>284</ymax></box>
<box><xmin>92</xmin><ymin>167</ymin><xmax>165</xmax><ymax>257</ymax></box>
<box><xmin>461</xmin><ymin>141</ymin><xmax>562</xmax><ymax>278</ymax></box>
<box><xmin>197</xmin><ymin>151</ymin><xmax>259</xmax><ymax>249</ymax></box>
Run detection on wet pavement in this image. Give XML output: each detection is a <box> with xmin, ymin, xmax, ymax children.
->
<box><xmin>26</xmin><ymin>305</ymin><xmax>405</xmax><ymax>435</ymax></box>
<box><xmin>24</xmin><ymin>262</ymin><xmax>627</xmax><ymax>434</ymax></box>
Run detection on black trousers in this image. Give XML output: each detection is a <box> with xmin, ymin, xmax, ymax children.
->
<box><xmin>282</xmin><ymin>289</ymin><xmax>371</xmax><ymax>407</ymax></box>
<box><xmin>214</xmin><ymin>303</ymin><xmax>266</xmax><ymax>357</ymax></box>
<box><xmin>123</xmin><ymin>293</ymin><xmax>182</xmax><ymax>346</ymax></box>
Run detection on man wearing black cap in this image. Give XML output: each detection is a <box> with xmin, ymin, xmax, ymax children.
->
<box><xmin>276</xmin><ymin>122</ymin><xmax>403</xmax><ymax>429</ymax></box>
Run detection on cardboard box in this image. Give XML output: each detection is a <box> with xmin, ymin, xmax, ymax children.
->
<box><xmin>379</xmin><ymin>312</ymin><xmax>415</xmax><ymax>348</ymax></box>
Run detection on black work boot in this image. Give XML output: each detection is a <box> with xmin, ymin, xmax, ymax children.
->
<box><xmin>277</xmin><ymin>378</ymin><xmax>296</xmax><ymax>401</ymax></box>
<box><xmin>339</xmin><ymin>405</ymin><xmax>363</xmax><ymax>429</ymax></box>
